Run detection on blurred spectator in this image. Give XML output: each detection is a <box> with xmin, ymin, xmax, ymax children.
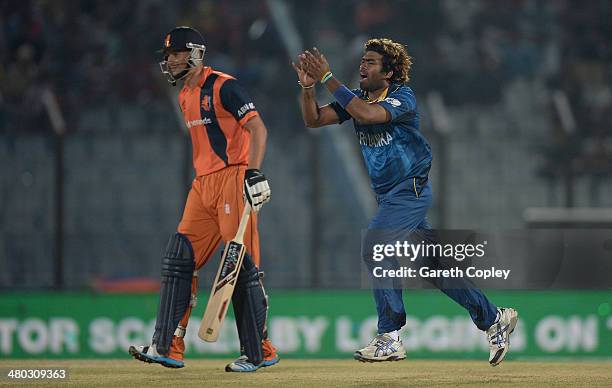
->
<box><xmin>0</xmin><ymin>0</ymin><xmax>283</xmax><ymax>133</ymax></box>
<box><xmin>0</xmin><ymin>0</ymin><xmax>611</xmax><ymax>189</ymax></box>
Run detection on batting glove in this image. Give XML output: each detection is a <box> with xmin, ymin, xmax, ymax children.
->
<box><xmin>244</xmin><ymin>169</ymin><xmax>271</xmax><ymax>212</ymax></box>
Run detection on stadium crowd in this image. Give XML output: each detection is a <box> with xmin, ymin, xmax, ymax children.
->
<box><xmin>1</xmin><ymin>0</ymin><xmax>611</xmax><ymax>198</ymax></box>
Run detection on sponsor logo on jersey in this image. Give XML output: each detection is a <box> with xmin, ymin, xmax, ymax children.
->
<box><xmin>357</xmin><ymin>131</ymin><xmax>393</xmax><ymax>147</ymax></box>
<box><xmin>186</xmin><ymin>118</ymin><xmax>212</xmax><ymax>128</ymax></box>
<box><xmin>384</xmin><ymin>97</ymin><xmax>401</xmax><ymax>107</ymax></box>
<box><xmin>237</xmin><ymin>102</ymin><xmax>255</xmax><ymax>118</ymax></box>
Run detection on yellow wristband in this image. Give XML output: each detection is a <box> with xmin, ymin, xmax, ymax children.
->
<box><xmin>320</xmin><ymin>71</ymin><xmax>333</xmax><ymax>83</ymax></box>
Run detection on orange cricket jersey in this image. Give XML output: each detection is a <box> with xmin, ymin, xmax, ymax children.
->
<box><xmin>179</xmin><ymin>66</ymin><xmax>259</xmax><ymax>176</ymax></box>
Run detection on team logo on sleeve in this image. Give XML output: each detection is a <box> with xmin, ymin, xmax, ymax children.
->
<box><xmin>384</xmin><ymin>97</ymin><xmax>401</xmax><ymax>107</ymax></box>
<box><xmin>237</xmin><ymin>102</ymin><xmax>255</xmax><ymax>118</ymax></box>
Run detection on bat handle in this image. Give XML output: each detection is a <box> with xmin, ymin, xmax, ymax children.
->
<box><xmin>234</xmin><ymin>202</ymin><xmax>251</xmax><ymax>244</ymax></box>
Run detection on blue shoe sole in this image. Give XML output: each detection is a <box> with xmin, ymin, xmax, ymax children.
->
<box><xmin>262</xmin><ymin>356</ymin><xmax>280</xmax><ymax>367</ymax></box>
<box><xmin>129</xmin><ymin>346</ymin><xmax>184</xmax><ymax>369</ymax></box>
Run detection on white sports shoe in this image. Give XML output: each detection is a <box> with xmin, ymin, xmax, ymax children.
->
<box><xmin>486</xmin><ymin>307</ymin><xmax>519</xmax><ymax>366</ymax></box>
<box><xmin>225</xmin><ymin>355</ymin><xmax>262</xmax><ymax>372</ymax></box>
<box><xmin>354</xmin><ymin>333</ymin><xmax>406</xmax><ymax>362</ymax></box>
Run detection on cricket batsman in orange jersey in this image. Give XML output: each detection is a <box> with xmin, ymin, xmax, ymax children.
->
<box><xmin>129</xmin><ymin>26</ymin><xmax>278</xmax><ymax>372</ymax></box>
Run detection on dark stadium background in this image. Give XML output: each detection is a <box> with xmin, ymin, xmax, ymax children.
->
<box><xmin>1</xmin><ymin>0</ymin><xmax>611</xmax><ymax>363</ymax></box>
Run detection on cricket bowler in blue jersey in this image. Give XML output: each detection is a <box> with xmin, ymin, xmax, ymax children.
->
<box><xmin>293</xmin><ymin>38</ymin><xmax>518</xmax><ymax>366</ymax></box>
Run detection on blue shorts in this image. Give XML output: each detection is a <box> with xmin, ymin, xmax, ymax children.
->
<box><xmin>369</xmin><ymin>177</ymin><xmax>431</xmax><ymax>231</ymax></box>
<box><xmin>365</xmin><ymin>177</ymin><xmax>498</xmax><ymax>333</ymax></box>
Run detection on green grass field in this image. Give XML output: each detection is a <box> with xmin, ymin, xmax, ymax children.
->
<box><xmin>1</xmin><ymin>359</ymin><xmax>611</xmax><ymax>387</ymax></box>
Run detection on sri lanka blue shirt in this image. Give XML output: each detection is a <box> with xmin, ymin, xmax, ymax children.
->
<box><xmin>329</xmin><ymin>84</ymin><xmax>432</xmax><ymax>195</ymax></box>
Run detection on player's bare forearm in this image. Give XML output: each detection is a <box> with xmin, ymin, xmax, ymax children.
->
<box><xmin>299</xmin><ymin>88</ymin><xmax>340</xmax><ymax>128</ymax></box>
<box><xmin>325</xmin><ymin>77</ymin><xmax>390</xmax><ymax>124</ymax></box>
<box><xmin>300</xmin><ymin>87</ymin><xmax>322</xmax><ymax>128</ymax></box>
<box><xmin>244</xmin><ymin>116</ymin><xmax>267</xmax><ymax>169</ymax></box>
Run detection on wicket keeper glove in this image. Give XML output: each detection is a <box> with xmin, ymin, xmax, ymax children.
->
<box><xmin>244</xmin><ymin>168</ymin><xmax>271</xmax><ymax>212</ymax></box>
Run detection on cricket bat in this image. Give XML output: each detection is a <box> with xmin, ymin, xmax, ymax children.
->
<box><xmin>198</xmin><ymin>202</ymin><xmax>251</xmax><ymax>342</ymax></box>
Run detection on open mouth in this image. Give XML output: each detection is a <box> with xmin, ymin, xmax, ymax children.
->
<box><xmin>360</xmin><ymin>74</ymin><xmax>367</xmax><ymax>80</ymax></box>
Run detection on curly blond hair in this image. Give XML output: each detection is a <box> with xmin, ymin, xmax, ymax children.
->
<box><xmin>364</xmin><ymin>38</ymin><xmax>412</xmax><ymax>84</ymax></box>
